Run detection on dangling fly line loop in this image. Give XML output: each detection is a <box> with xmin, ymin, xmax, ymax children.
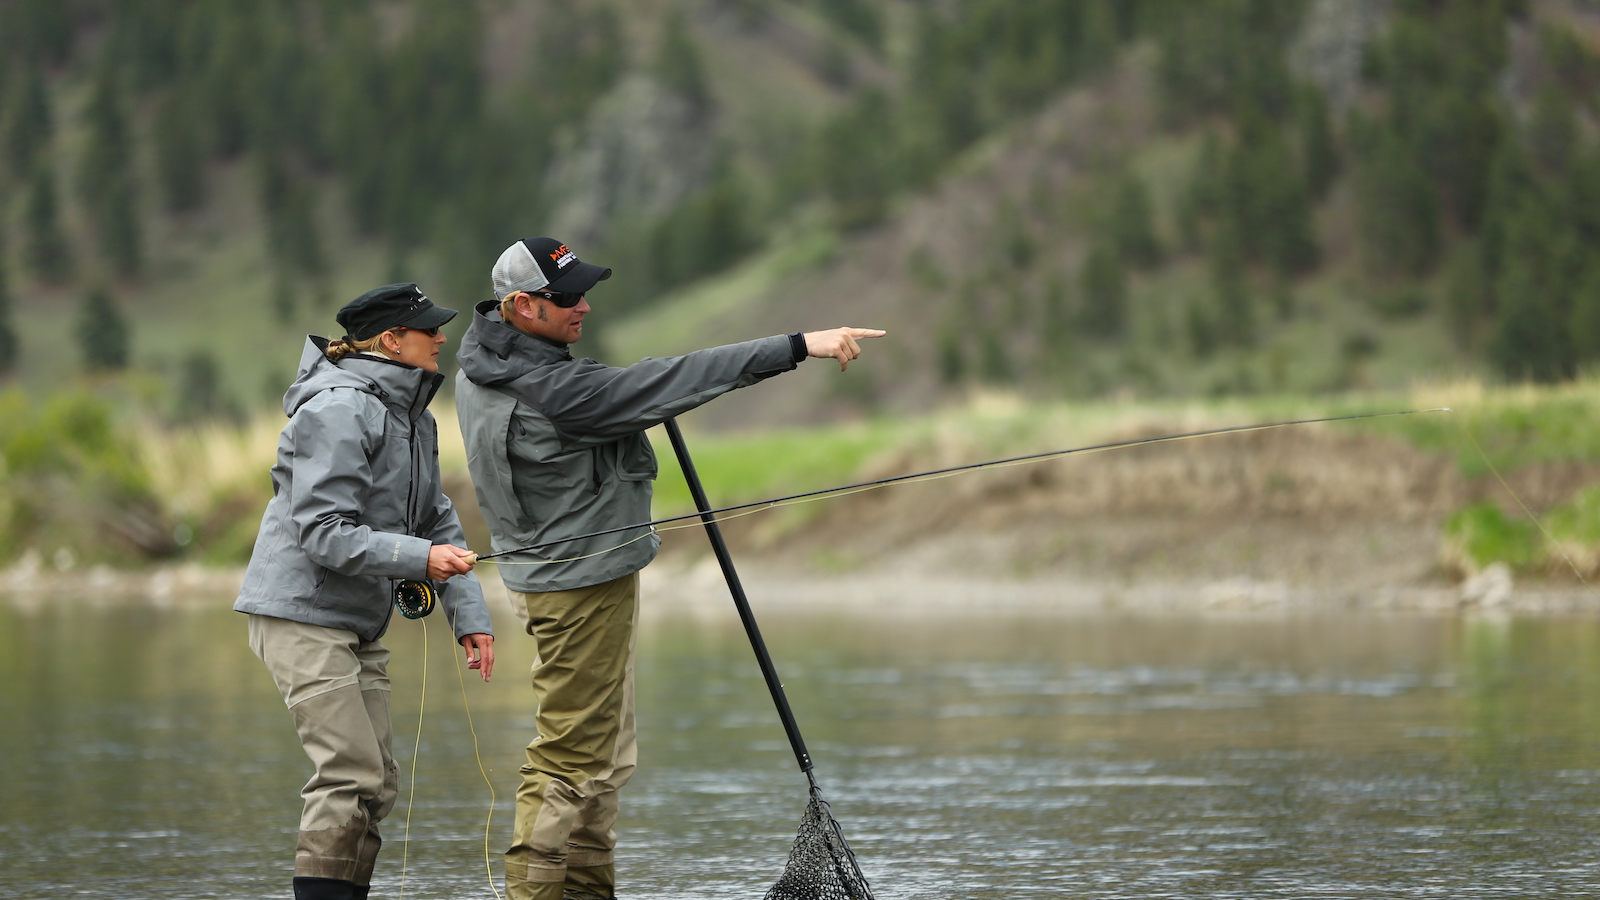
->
<box><xmin>477</xmin><ymin>408</ymin><xmax>1452</xmax><ymax>567</ymax></box>
<box><xmin>398</xmin><ymin>616</ymin><xmax>428</xmax><ymax>900</ymax></box>
<box><xmin>451</xmin><ymin>627</ymin><xmax>505</xmax><ymax>900</ymax></box>
<box><xmin>1455</xmin><ymin>410</ymin><xmax>1600</xmax><ymax>602</ymax></box>
<box><xmin>394</xmin><ymin>616</ymin><xmax>504</xmax><ymax>900</ymax></box>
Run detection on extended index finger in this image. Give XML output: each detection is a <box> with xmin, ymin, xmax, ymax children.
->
<box><xmin>844</xmin><ymin>327</ymin><xmax>887</xmax><ymax>338</ymax></box>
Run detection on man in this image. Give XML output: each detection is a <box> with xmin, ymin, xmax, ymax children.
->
<box><xmin>454</xmin><ymin>237</ymin><xmax>882</xmax><ymax>900</ymax></box>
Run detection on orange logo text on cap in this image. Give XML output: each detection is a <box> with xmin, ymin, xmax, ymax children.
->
<box><xmin>550</xmin><ymin>245</ymin><xmax>576</xmax><ymax>268</ymax></box>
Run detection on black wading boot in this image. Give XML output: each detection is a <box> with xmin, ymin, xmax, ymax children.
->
<box><xmin>293</xmin><ymin>876</ymin><xmax>363</xmax><ymax>900</ymax></box>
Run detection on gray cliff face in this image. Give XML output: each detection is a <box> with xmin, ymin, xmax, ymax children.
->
<box><xmin>1289</xmin><ymin>0</ymin><xmax>1393</xmax><ymax>112</ymax></box>
<box><xmin>541</xmin><ymin>74</ymin><xmax>717</xmax><ymax>249</ymax></box>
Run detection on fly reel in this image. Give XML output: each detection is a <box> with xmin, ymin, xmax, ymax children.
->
<box><xmin>394</xmin><ymin>580</ymin><xmax>437</xmax><ymax>619</ymax></box>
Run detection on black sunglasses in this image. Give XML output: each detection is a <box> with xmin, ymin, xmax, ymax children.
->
<box><xmin>531</xmin><ymin>289</ymin><xmax>586</xmax><ymax>308</ymax></box>
<box><xmin>396</xmin><ymin>326</ymin><xmax>440</xmax><ymax>337</ymax></box>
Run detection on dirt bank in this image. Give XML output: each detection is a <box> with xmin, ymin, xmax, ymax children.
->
<box><xmin>650</xmin><ymin>422</ymin><xmax>1600</xmax><ymax>614</ymax></box>
<box><xmin>10</xmin><ymin>423</ymin><xmax>1599</xmax><ymax>615</ymax></box>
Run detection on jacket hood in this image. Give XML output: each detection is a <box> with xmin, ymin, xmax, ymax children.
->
<box><xmin>283</xmin><ymin>336</ymin><xmax>443</xmax><ymax>422</ymax></box>
<box><xmin>456</xmin><ymin>300</ymin><xmax>571</xmax><ymax>388</ymax></box>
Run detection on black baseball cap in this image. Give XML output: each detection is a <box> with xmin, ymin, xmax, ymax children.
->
<box><xmin>491</xmin><ymin>237</ymin><xmax>612</xmax><ymax>299</ymax></box>
<box><xmin>336</xmin><ymin>283</ymin><xmax>457</xmax><ymax>341</ymax></box>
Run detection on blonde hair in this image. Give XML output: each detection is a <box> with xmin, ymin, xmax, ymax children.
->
<box><xmin>325</xmin><ymin>333</ymin><xmax>389</xmax><ymax>361</ymax></box>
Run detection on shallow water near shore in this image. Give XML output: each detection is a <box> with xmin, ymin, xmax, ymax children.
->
<box><xmin>3</xmin><ymin>592</ymin><xmax>1600</xmax><ymax>899</ymax></box>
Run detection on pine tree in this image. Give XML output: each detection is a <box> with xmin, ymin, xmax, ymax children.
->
<box><xmin>1490</xmin><ymin>256</ymin><xmax>1568</xmax><ymax>382</ymax></box>
<box><xmin>1109</xmin><ymin>174</ymin><xmax>1162</xmax><ymax>269</ymax></box>
<box><xmin>1488</xmin><ymin>197</ymin><xmax>1573</xmax><ymax>381</ymax></box>
<box><xmin>0</xmin><ymin>229</ymin><xmax>19</xmax><ymax>373</ymax></box>
<box><xmin>2</xmin><ymin>64</ymin><xmax>52</xmax><ymax>180</ymax></box>
<box><xmin>154</xmin><ymin>87</ymin><xmax>206</xmax><ymax>212</ymax></box>
<box><xmin>78</xmin><ymin>287</ymin><xmax>130</xmax><ymax>371</ymax></box>
<box><xmin>1079</xmin><ymin>243</ymin><xmax>1127</xmax><ymax>338</ymax></box>
<box><xmin>1443</xmin><ymin>240</ymin><xmax>1490</xmax><ymax>349</ymax></box>
<box><xmin>655</xmin><ymin>11</ymin><xmax>710</xmax><ymax>114</ymax></box>
<box><xmin>814</xmin><ymin>0</ymin><xmax>883</xmax><ymax>52</ymax></box>
<box><xmin>1352</xmin><ymin>120</ymin><xmax>1439</xmax><ymax>277</ymax></box>
<box><xmin>100</xmin><ymin>177</ymin><xmax>143</xmax><ymax>275</ymax></box>
<box><xmin>177</xmin><ymin>349</ymin><xmax>229</xmax><ymax>420</ymax></box>
<box><xmin>819</xmin><ymin>91</ymin><xmax>896</xmax><ymax>229</ymax></box>
<box><xmin>78</xmin><ymin>58</ymin><xmax>142</xmax><ymax>274</ymax></box>
<box><xmin>25</xmin><ymin>162</ymin><xmax>70</xmax><ymax>282</ymax></box>
<box><xmin>1569</xmin><ymin>263</ymin><xmax>1600</xmax><ymax>367</ymax></box>
<box><xmin>258</xmin><ymin>149</ymin><xmax>325</xmax><ymax>280</ymax></box>
<box><xmin>1209</xmin><ymin>223</ymin><xmax>1254</xmax><ymax>347</ymax></box>
<box><xmin>1297</xmin><ymin>84</ymin><xmax>1338</xmax><ymax>200</ymax></box>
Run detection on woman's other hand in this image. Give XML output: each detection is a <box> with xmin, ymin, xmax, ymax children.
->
<box><xmin>460</xmin><ymin>633</ymin><xmax>494</xmax><ymax>681</ymax></box>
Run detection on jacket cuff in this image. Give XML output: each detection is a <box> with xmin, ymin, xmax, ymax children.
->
<box><xmin>788</xmin><ymin>332</ymin><xmax>807</xmax><ymax>364</ymax></box>
<box><xmin>392</xmin><ymin>534</ymin><xmax>434</xmax><ymax>580</ymax></box>
<box><xmin>444</xmin><ymin>575</ymin><xmax>495</xmax><ymax>639</ymax></box>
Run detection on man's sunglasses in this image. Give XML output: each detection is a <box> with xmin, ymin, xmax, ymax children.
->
<box><xmin>530</xmin><ymin>289</ymin><xmax>585</xmax><ymax>308</ymax></box>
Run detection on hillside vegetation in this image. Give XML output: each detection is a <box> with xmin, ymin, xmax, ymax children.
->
<box><xmin>1</xmin><ymin>1</ymin><xmax>1598</xmax><ymax>420</ymax></box>
<box><xmin>4</xmin><ymin>1</ymin><xmax>1600</xmax><ymax>585</ymax></box>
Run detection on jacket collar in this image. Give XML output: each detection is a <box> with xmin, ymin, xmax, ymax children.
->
<box><xmin>457</xmin><ymin>299</ymin><xmax>572</xmax><ymax>386</ymax></box>
<box><xmin>285</xmin><ymin>336</ymin><xmax>442</xmax><ymax>422</ymax></box>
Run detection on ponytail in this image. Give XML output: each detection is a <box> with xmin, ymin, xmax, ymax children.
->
<box><xmin>326</xmin><ymin>333</ymin><xmax>387</xmax><ymax>361</ymax></box>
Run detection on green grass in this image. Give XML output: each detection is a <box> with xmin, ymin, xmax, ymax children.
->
<box><xmin>1442</xmin><ymin>483</ymin><xmax>1600</xmax><ymax>577</ymax></box>
<box><xmin>1346</xmin><ymin>382</ymin><xmax>1600</xmax><ymax>477</ymax></box>
<box><xmin>648</xmin><ymin>417</ymin><xmax>911</xmax><ymax>517</ymax></box>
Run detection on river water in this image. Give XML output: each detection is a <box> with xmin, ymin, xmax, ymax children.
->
<box><xmin>2</xmin><ymin>592</ymin><xmax>1599</xmax><ymax>899</ymax></box>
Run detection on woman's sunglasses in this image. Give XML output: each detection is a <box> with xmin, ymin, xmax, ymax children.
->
<box><xmin>396</xmin><ymin>326</ymin><xmax>441</xmax><ymax>337</ymax></box>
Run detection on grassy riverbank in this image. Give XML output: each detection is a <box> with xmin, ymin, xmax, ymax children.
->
<box><xmin>6</xmin><ymin>379</ymin><xmax>1600</xmax><ymax>577</ymax></box>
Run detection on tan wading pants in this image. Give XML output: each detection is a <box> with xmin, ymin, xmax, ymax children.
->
<box><xmin>249</xmin><ymin>615</ymin><xmax>399</xmax><ymax>887</ymax></box>
<box><xmin>505</xmin><ymin>573</ymin><xmax>639</xmax><ymax>900</ymax></box>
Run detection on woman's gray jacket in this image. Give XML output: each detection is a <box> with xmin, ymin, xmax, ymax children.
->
<box><xmin>234</xmin><ymin>337</ymin><xmax>493</xmax><ymax>643</ymax></box>
<box><xmin>454</xmin><ymin>300</ymin><xmax>799</xmax><ymax>594</ymax></box>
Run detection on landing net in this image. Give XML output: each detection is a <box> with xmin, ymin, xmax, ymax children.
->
<box><xmin>763</xmin><ymin>775</ymin><xmax>875</xmax><ymax>900</ymax></box>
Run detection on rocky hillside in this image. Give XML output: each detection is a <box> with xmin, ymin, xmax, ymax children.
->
<box><xmin>4</xmin><ymin>0</ymin><xmax>1600</xmax><ymax>425</ymax></box>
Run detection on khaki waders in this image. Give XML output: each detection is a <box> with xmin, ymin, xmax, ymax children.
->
<box><xmin>505</xmin><ymin>573</ymin><xmax>639</xmax><ymax>900</ymax></box>
<box><xmin>249</xmin><ymin>615</ymin><xmax>399</xmax><ymax>890</ymax></box>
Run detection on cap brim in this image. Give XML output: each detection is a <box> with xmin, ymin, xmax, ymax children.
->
<box><xmin>547</xmin><ymin>261</ymin><xmax>613</xmax><ymax>294</ymax></box>
<box><xmin>395</xmin><ymin>305</ymin><xmax>458</xmax><ymax>330</ymax></box>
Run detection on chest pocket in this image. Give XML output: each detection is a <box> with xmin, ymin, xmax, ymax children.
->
<box><xmin>612</xmin><ymin>431</ymin><xmax>657</xmax><ymax>482</ymax></box>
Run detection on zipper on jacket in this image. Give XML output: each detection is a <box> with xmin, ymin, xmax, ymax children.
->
<box><xmin>590</xmin><ymin>446</ymin><xmax>602</xmax><ymax>495</ymax></box>
<box><xmin>405</xmin><ymin>419</ymin><xmax>420</xmax><ymax>537</ymax></box>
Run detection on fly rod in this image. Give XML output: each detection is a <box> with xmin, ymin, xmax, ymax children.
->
<box><xmin>476</xmin><ymin>407</ymin><xmax>1449</xmax><ymax>563</ymax></box>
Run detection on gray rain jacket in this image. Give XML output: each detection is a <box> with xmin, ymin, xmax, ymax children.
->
<box><xmin>234</xmin><ymin>337</ymin><xmax>494</xmax><ymax>643</ymax></box>
<box><xmin>455</xmin><ymin>300</ymin><xmax>799</xmax><ymax>593</ymax></box>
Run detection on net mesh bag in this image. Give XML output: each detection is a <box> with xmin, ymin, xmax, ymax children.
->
<box><xmin>763</xmin><ymin>777</ymin><xmax>876</xmax><ymax>900</ymax></box>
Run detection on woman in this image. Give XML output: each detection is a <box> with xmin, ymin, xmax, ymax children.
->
<box><xmin>234</xmin><ymin>283</ymin><xmax>496</xmax><ymax>900</ymax></box>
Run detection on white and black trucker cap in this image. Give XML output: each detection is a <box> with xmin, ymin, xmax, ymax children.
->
<box><xmin>491</xmin><ymin>237</ymin><xmax>612</xmax><ymax>300</ymax></box>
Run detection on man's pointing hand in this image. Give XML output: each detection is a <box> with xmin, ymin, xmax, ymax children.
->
<box><xmin>804</xmin><ymin>327</ymin><xmax>887</xmax><ymax>371</ymax></box>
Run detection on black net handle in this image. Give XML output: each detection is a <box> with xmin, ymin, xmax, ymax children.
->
<box><xmin>666</xmin><ymin>418</ymin><xmax>814</xmax><ymax>774</ymax></box>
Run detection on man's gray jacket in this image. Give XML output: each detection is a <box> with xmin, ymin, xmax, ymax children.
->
<box><xmin>454</xmin><ymin>300</ymin><xmax>800</xmax><ymax>593</ymax></box>
<box><xmin>234</xmin><ymin>337</ymin><xmax>494</xmax><ymax>642</ymax></box>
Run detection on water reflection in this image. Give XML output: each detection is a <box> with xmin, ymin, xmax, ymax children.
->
<box><xmin>2</xmin><ymin>598</ymin><xmax>1599</xmax><ymax>898</ymax></box>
